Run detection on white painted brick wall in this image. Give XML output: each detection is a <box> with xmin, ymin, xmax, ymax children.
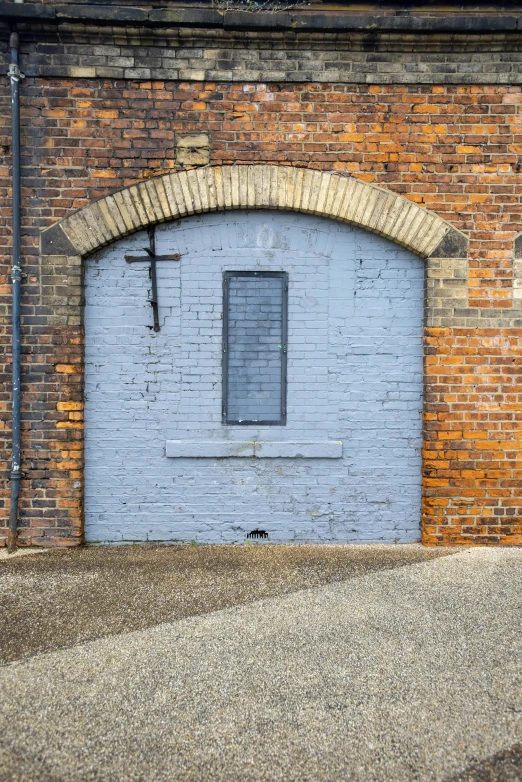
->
<box><xmin>84</xmin><ymin>211</ymin><xmax>424</xmax><ymax>542</ymax></box>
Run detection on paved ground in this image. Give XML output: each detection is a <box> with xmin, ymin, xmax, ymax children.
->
<box><xmin>0</xmin><ymin>543</ymin><xmax>449</xmax><ymax>664</ymax></box>
<box><xmin>0</xmin><ymin>545</ymin><xmax>521</xmax><ymax>781</ymax></box>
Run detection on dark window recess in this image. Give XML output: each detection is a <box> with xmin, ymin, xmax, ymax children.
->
<box><xmin>223</xmin><ymin>271</ymin><xmax>288</xmax><ymax>425</ymax></box>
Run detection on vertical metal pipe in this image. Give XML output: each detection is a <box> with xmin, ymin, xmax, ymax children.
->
<box><xmin>7</xmin><ymin>31</ymin><xmax>22</xmax><ymax>553</ymax></box>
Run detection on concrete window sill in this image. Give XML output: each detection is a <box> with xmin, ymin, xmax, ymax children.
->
<box><xmin>165</xmin><ymin>441</ymin><xmax>343</xmax><ymax>458</ymax></box>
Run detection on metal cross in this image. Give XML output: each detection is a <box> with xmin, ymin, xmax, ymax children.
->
<box><xmin>124</xmin><ymin>226</ymin><xmax>180</xmax><ymax>332</ymax></box>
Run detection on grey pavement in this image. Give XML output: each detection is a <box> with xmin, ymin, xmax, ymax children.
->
<box><xmin>0</xmin><ymin>546</ymin><xmax>521</xmax><ymax>781</ymax></box>
<box><xmin>0</xmin><ymin>543</ymin><xmax>448</xmax><ymax>664</ymax></box>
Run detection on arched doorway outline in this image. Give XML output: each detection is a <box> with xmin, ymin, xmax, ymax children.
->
<box><xmin>41</xmin><ymin>165</ymin><xmax>468</xmax><ymax>262</ymax></box>
<box><xmin>38</xmin><ymin>164</ymin><xmax>469</xmax><ymax>545</ymax></box>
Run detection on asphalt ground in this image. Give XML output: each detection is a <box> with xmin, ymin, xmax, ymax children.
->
<box><xmin>0</xmin><ymin>543</ymin><xmax>449</xmax><ymax>664</ymax></box>
<box><xmin>1</xmin><ymin>545</ymin><xmax>521</xmax><ymax>781</ymax></box>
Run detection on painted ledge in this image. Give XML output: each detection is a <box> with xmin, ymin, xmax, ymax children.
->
<box><xmin>166</xmin><ymin>440</ymin><xmax>343</xmax><ymax>458</ymax></box>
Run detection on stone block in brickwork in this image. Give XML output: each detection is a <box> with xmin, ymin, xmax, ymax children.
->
<box><xmin>165</xmin><ymin>440</ymin><xmax>343</xmax><ymax>458</ymax></box>
<box><xmin>175</xmin><ymin>134</ymin><xmax>210</xmax><ymax>167</ymax></box>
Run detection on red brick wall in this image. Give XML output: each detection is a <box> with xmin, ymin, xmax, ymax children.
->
<box><xmin>1</xmin><ymin>78</ymin><xmax>521</xmax><ymax>545</ymax></box>
<box><xmin>424</xmin><ymin>328</ymin><xmax>522</xmax><ymax>545</ymax></box>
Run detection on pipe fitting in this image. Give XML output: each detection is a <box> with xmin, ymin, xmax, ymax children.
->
<box><xmin>7</xmin><ymin>63</ymin><xmax>24</xmax><ymax>82</ymax></box>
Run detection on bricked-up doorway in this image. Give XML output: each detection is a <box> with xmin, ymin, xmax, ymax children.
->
<box><xmin>84</xmin><ymin>211</ymin><xmax>424</xmax><ymax>542</ymax></box>
<box><xmin>37</xmin><ymin>165</ymin><xmax>469</xmax><ymax>546</ymax></box>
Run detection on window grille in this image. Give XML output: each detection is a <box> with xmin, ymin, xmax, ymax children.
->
<box><xmin>222</xmin><ymin>271</ymin><xmax>288</xmax><ymax>425</ymax></box>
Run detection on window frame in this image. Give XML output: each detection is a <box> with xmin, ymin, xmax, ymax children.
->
<box><xmin>222</xmin><ymin>270</ymin><xmax>288</xmax><ymax>426</ymax></box>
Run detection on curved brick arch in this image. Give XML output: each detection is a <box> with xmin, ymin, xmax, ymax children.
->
<box><xmin>41</xmin><ymin>165</ymin><xmax>467</xmax><ymax>260</ymax></box>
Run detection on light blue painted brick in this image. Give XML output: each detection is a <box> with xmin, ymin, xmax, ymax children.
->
<box><xmin>85</xmin><ymin>211</ymin><xmax>423</xmax><ymax>544</ymax></box>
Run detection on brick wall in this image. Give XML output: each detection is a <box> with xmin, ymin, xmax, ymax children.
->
<box><xmin>84</xmin><ymin>212</ymin><xmax>424</xmax><ymax>544</ymax></box>
<box><xmin>12</xmin><ymin>28</ymin><xmax>522</xmax><ymax>86</ymax></box>
<box><xmin>423</xmin><ymin>328</ymin><xmax>522</xmax><ymax>544</ymax></box>
<box><xmin>0</xmin><ymin>27</ymin><xmax>521</xmax><ymax>545</ymax></box>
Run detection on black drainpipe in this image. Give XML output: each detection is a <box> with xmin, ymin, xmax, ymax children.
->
<box><xmin>7</xmin><ymin>30</ymin><xmax>22</xmax><ymax>554</ymax></box>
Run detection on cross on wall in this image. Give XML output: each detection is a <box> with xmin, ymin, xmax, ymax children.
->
<box><xmin>124</xmin><ymin>226</ymin><xmax>181</xmax><ymax>332</ymax></box>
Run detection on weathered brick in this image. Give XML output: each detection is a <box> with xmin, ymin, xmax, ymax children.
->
<box><xmin>1</xmin><ymin>25</ymin><xmax>521</xmax><ymax>546</ymax></box>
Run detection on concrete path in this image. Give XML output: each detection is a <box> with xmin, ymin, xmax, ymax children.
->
<box><xmin>1</xmin><ymin>546</ymin><xmax>521</xmax><ymax>781</ymax></box>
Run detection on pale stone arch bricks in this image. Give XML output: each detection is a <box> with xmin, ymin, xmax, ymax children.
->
<box><xmin>41</xmin><ymin>165</ymin><xmax>467</xmax><ymax>261</ymax></box>
<box><xmin>41</xmin><ymin>165</ymin><xmax>469</xmax><ymax>543</ymax></box>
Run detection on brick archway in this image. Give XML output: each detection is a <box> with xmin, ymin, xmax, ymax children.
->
<box><xmin>33</xmin><ymin>164</ymin><xmax>471</xmax><ymax>548</ymax></box>
<box><xmin>41</xmin><ymin>165</ymin><xmax>467</xmax><ymax>261</ymax></box>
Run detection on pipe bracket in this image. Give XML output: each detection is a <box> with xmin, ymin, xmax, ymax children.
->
<box><xmin>11</xmin><ymin>266</ymin><xmax>24</xmax><ymax>282</ymax></box>
<box><xmin>7</xmin><ymin>63</ymin><xmax>24</xmax><ymax>82</ymax></box>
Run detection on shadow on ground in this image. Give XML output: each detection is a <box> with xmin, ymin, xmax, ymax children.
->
<box><xmin>0</xmin><ymin>543</ymin><xmax>451</xmax><ymax>664</ymax></box>
<box><xmin>446</xmin><ymin>744</ymin><xmax>522</xmax><ymax>782</ymax></box>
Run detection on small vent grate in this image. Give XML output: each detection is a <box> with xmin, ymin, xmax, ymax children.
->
<box><xmin>247</xmin><ymin>529</ymin><xmax>269</xmax><ymax>540</ymax></box>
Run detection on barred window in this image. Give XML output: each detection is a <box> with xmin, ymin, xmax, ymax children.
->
<box><xmin>222</xmin><ymin>272</ymin><xmax>288</xmax><ymax>425</ymax></box>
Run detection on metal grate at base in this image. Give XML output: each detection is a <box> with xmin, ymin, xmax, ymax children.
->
<box><xmin>247</xmin><ymin>529</ymin><xmax>269</xmax><ymax>540</ymax></box>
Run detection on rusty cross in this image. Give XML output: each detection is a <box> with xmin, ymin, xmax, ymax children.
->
<box><xmin>124</xmin><ymin>226</ymin><xmax>180</xmax><ymax>332</ymax></box>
